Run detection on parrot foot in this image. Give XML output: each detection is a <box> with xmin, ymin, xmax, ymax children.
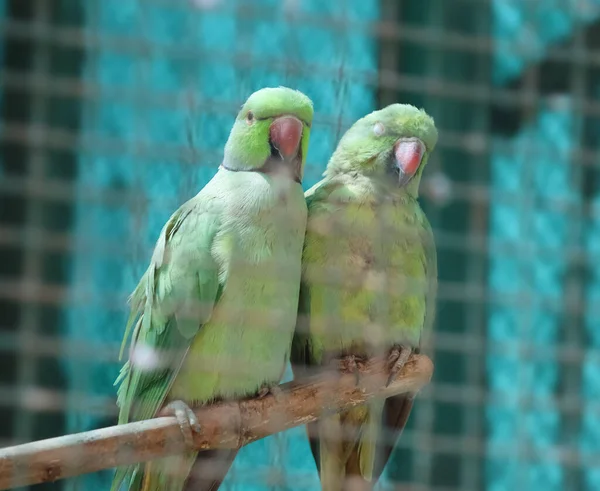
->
<box><xmin>257</xmin><ymin>384</ymin><xmax>284</xmax><ymax>402</ymax></box>
<box><xmin>160</xmin><ymin>400</ymin><xmax>201</xmax><ymax>448</ymax></box>
<box><xmin>335</xmin><ymin>354</ymin><xmax>367</xmax><ymax>385</ymax></box>
<box><xmin>386</xmin><ymin>345</ymin><xmax>413</xmax><ymax>387</ymax></box>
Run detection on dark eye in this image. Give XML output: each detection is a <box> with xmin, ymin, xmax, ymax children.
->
<box><xmin>246</xmin><ymin>111</ymin><xmax>255</xmax><ymax>124</ymax></box>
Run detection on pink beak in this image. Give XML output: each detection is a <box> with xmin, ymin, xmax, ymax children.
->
<box><xmin>394</xmin><ymin>139</ymin><xmax>425</xmax><ymax>187</ymax></box>
<box><xmin>269</xmin><ymin>116</ymin><xmax>303</xmax><ymax>159</ymax></box>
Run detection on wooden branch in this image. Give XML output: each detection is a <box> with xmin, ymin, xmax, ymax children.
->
<box><xmin>0</xmin><ymin>354</ymin><xmax>433</xmax><ymax>490</ymax></box>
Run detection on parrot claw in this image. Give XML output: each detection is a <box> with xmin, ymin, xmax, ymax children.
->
<box><xmin>257</xmin><ymin>384</ymin><xmax>284</xmax><ymax>402</ymax></box>
<box><xmin>333</xmin><ymin>354</ymin><xmax>367</xmax><ymax>386</ymax></box>
<box><xmin>386</xmin><ymin>345</ymin><xmax>412</xmax><ymax>387</ymax></box>
<box><xmin>160</xmin><ymin>400</ymin><xmax>201</xmax><ymax>448</ymax></box>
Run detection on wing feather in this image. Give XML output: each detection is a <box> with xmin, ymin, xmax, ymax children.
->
<box><xmin>112</xmin><ymin>198</ymin><xmax>221</xmax><ymax>491</ymax></box>
<box><xmin>373</xmin><ymin>211</ymin><xmax>437</xmax><ymax>483</ymax></box>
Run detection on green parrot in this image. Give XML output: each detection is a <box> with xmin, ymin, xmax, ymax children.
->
<box><xmin>111</xmin><ymin>86</ymin><xmax>314</xmax><ymax>491</ymax></box>
<box><xmin>292</xmin><ymin>104</ymin><xmax>438</xmax><ymax>490</ymax></box>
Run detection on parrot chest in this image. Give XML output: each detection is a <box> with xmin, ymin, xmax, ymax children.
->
<box><xmin>306</xmin><ymin>196</ymin><xmax>427</xmax><ymax>357</ymax></box>
<box><xmin>172</xmin><ymin>173</ymin><xmax>307</xmax><ymax>402</ymax></box>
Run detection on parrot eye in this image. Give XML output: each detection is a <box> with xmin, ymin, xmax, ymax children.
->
<box><xmin>246</xmin><ymin>111</ymin><xmax>255</xmax><ymax>125</ymax></box>
<box><xmin>373</xmin><ymin>122</ymin><xmax>385</xmax><ymax>137</ymax></box>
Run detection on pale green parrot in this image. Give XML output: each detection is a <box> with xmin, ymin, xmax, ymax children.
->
<box><xmin>111</xmin><ymin>86</ymin><xmax>314</xmax><ymax>491</ymax></box>
<box><xmin>292</xmin><ymin>104</ymin><xmax>438</xmax><ymax>490</ymax></box>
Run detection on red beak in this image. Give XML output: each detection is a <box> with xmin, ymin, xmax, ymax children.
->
<box><xmin>394</xmin><ymin>139</ymin><xmax>425</xmax><ymax>187</ymax></box>
<box><xmin>269</xmin><ymin>116</ymin><xmax>303</xmax><ymax>159</ymax></box>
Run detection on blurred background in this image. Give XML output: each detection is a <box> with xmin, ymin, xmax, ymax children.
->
<box><xmin>1</xmin><ymin>0</ymin><xmax>599</xmax><ymax>490</ymax></box>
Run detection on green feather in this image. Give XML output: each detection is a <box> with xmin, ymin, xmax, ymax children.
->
<box><xmin>111</xmin><ymin>198</ymin><xmax>221</xmax><ymax>491</ymax></box>
<box><xmin>224</xmin><ymin>87</ymin><xmax>313</xmax><ymax>172</ymax></box>
<box><xmin>112</xmin><ymin>86</ymin><xmax>313</xmax><ymax>491</ymax></box>
<box><xmin>293</xmin><ymin>103</ymin><xmax>438</xmax><ymax>489</ymax></box>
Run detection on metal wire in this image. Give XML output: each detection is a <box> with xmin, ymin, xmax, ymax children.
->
<box><xmin>1</xmin><ymin>1</ymin><xmax>599</xmax><ymax>491</ymax></box>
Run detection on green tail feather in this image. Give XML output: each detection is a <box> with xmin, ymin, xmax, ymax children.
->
<box><xmin>111</xmin><ymin>463</ymin><xmax>141</xmax><ymax>491</ymax></box>
<box><xmin>111</xmin><ymin>451</ymin><xmax>197</xmax><ymax>491</ymax></box>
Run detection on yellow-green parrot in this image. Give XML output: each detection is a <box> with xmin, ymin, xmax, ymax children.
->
<box><xmin>112</xmin><ymin>87</ymin><xmax>314</xmax><ymax>491</ymax></box>
<box><xmin>292</xmin><ymin>104</ymin><xmax>438</xmax><ymax>490</ymax></box>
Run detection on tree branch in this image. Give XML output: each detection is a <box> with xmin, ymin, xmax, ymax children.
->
<box><xmin>0</xmin><ymin>354</ymin><xmax>433</xmax><ymax>490</ymax></box>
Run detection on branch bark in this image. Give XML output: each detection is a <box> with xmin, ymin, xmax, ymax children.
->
<box><xmin>0</xmin><ymin>354</ymin><xmax>433</xmax><ymax>490</ymax></box>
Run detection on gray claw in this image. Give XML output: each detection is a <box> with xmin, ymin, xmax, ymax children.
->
<box><xmin>386</xmin><ymin>345</ymin><xmax>412</xmax><ymax>387</ymax></box>
<box><xmin>336</xmin><ymin>354</ymin><xmax>366</xmax><ymax>386</ymax></box>
<box><xmin>161</xmin><ymin>400</ymin><xmax>201</xmax><ymax>447</ymax></box>
<box><xmin>269</xmin><ymin>384</ymin><xmax>284</xmax><ymax>402</ymax></box>
<box><xmin>257</xmin><ymin>384</ymin><xmax>284</xmax><ymax>402</ymax></box>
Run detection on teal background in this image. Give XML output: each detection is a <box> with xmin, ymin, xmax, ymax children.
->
<box><xmin>1</xmin><ymin>1</ymin><xmax>600</xmax><ymax>490</ymax></box>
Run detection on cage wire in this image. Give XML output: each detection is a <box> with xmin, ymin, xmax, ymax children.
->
<box><xmin>1</xmin><ymin>0</ymin><xmax>600</xmax><ymax>490</ymax></box>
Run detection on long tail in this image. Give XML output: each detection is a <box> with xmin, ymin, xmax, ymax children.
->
<box><xmin>371</xmin><ymin>393</ymin><xmax>415</xmax><ymax>485</ymax></box>
<box><xmin>140</xmin><ymin>451</ymin><xmax>199</xmax><ymax>491</ymax></box>
<box><xmin>140</xmin><ymin>449</ymin><xmax>238</xmax><ymax>491</ymax></box>
<box><xmin>318</xmin><ymin>411</ymin><xmax>348</xmax><ymax>491</ymax></box>
<box><xmin>316</xmin><ymin>400</ymin><xmax>383</xmax><ymax>491</ymax></box>
<box><xmin>312</xmin><ymin>394</ymin><xmax>414</xmax><ymax>491</ymax></box>
<box><xmin>112</xmin><ymin>451</ymin><xmax>199</xmax><ymax>491</ymax></box>
<box><xmin>183</xmin><ymin>449</ymin><xmax>239</xmax><ymax>491</ymax></box>
<box><xmin>112</xmin><ymin>448</ymin><xmax>238</xmax><ymax>491</ymax></box>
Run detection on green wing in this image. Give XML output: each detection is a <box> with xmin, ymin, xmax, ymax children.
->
<box><xmin>291</xmin><ymin>177</ymin><xmax>342</xmax><ymax>372</ymax></box>
<box><xmin>291</xmin><ymin>177</ymin><xmax>346</xmax><ymax>474</ymax></box>
<box><xmin>112</xmin><ymin>198</ymin><xmax>222</xmax><ymax>491</ymax></box>
<box><xmin>115</xmin><ymin>198</ymin><xmax>222</xmax><ymax>426</ymax></box>
<box><xmin>416</xmin><ymin>209</ymin><xmax>437</xmax><ymax>352</ymax></box>
<box><xmin>372</xmin><ymin>208</ymin><xmax>438</xmax><ymax>484</ymax></box>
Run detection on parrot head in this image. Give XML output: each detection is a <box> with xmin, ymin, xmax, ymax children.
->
<box><xmin>223</xmin><ymin>87</ymin><xmax>314</xmax><ymax>183</ymax></box>
<box><xmin>325</xmin><ymin>104</ymin><xmax>438</xmax><ymax>196</ymax></box>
